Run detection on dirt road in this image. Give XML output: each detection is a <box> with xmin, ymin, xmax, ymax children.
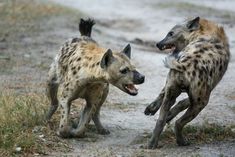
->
<box><xmin>1</xmin><ymin>0</ymin><xmax>234</xmax><ymax>156</ymax></box>
<box><xmin>47</xmin><ymin>0</ymin><xmax>235</xmax><ymax>156</ymax></box>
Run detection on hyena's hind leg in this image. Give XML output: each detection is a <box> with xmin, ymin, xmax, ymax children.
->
<box><xmin>175</xmin><ymin>90</ymin><xmax>210</xmax><ymax>146</ymax></box>
<box><xmin>166</xmin><ymin>98</ymin><xmax>190</xmax><ymax>124</ymax></box>
<box><xmin>46</xmin><ymin>64</ymin><xmax>59</xmax><ymax>121</ymax></box>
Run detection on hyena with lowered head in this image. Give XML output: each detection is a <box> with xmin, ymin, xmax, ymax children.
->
<box><xmin>144</xmin><ymin>17</ymin><xmax>230</xmax><ymax>149</ymax></box>
<box><xmin>46</xmin><ymin>19</ymin><xmax>145</xmax><ymax>138</ymax></box>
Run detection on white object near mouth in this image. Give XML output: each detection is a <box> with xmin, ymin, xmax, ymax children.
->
<box><xmin>124</xmin><ymin>84</ymin><xmax>138</xmax><ymax>94</ymax></box>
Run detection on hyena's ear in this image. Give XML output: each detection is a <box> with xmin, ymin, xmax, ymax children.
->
<box><xmin>122</xmin><ymin>44</ymin><xmax>131</xmax><ymax>59</ymax></box>
<box><xmin>187</xmin><ymin>17</ymin><xmax>200</xmax><ymax>31</ymax></box>
<box><xmin>101</xmin><ymin>49</ymin><xmax>114</xmax><ymax>69</ymax></box>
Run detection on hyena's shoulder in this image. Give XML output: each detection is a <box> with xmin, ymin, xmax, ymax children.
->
<box><xmin>180</xmin><ymin>38</ymin><xmax>228</xmax><ymax>62</ymax></box>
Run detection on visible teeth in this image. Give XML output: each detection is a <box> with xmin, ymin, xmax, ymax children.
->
<box><xmin>135</xmin><ymin>85</ymin><xmax>140</xmax><ymax>90</ymax></box>
<box><xmin>125</xmin><ymin>84</ymin><xmax>138</xmax><ymax>94</ymax></box>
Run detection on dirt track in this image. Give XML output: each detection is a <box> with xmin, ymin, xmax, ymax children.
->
<box><xmin>48</xmin><ymin>0</ymin><xmax>235</xmax><ymax>156</ymax></box>
<box><xmin>1</xmin><ymin>0</ymin><xmax>234</xmax><ymax>156</ymax></box>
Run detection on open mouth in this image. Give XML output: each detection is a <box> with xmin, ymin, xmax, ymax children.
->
<box><xmin>123</xmin><ymin>84</ymin><xmax>138</xmax><ymax>96</ymax></box>
<box><xmin>161</xmin><ymin>44</ymin><xmax>176</xmax><ymax>51</ymax></box>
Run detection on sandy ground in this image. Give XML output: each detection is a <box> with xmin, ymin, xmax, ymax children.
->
<box><xmin>48</xmin><ymin>0</ymin><xmax>235</xmax><ymax>156</ymax></box>
<box><xmin>1</xmin><ymin>0</ymin><xmax>234</xmax><ymax>156</ymax></box>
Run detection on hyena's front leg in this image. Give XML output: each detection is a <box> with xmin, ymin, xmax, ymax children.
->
<box><xmin>175</xmin><ymin>91</ymin><xmax>209</xmax><ymax>146</ymax></box>
<box><xmin>70</xmin><ymin>103</ymin><xmax>95</xmax><ymax>137</ymax></box>
<box><xmin>92</xmin><ymin>88</ymin><xmax>110</xmax><ymax>135</ymax></box>
<box><xmin>91</xmin><ymin>85</ymin><xmax>110</xmax><ymax>135</ymax></box>
<box><xmin>92</xmin><ymin>103</ymin><xmax>110</xmax><ymax>135</ymax></box>
<box><xmin>147</xmin><ymin>85</ymin><xmax>181</xmax><ymax>149</ymax></box>
<box><xmin>144</xmin><ymin>87</ymin><xmax>165</xmax><ymax>115</ymax></box>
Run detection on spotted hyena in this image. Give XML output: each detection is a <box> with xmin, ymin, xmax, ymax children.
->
<box><xmin>144</xmin><ymin>17</ymin><xmax>230</xmax><ymax>149</ymax></box>
<box><xmin>46</xmin><ymin>19</ymin><xmax>145</xmax><ymax>138</ymax></box>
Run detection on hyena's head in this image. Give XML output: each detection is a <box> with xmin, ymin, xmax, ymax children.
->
<box><xmin>101</xmin><ymin>44</ymin><xmax>145</xmax><ymax>96</ymax></box>
<box><xmin>156</xmin><ymin>17</ymin><xmax>200</xmax><ymax>53</ymax></box>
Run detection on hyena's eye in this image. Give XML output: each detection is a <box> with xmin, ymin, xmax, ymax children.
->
<box><xmin>120</xmin><ymin>67</ymin><xmax>129</xmax><ymax>74</ymax></box>
<box><xmin>168</xmin><ymin>31</ymin><xmax>174</xmax><ymax>36</ymax></box>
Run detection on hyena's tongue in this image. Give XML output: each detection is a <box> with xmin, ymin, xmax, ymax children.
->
<box><xmin>126</xmin><ymin>84</ymin><xmax>138</xmax><ymax>94</ymax></box>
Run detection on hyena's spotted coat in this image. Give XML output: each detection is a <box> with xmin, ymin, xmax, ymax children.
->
<box><xmin>46</xmin><ymin>19</ymin><xmax>145</xmax><ymax>138</ymax></box>
<box><xmin>145</xmin><ymin>17</ymin><xmax>230</xmax><ymax>149</ymax></box>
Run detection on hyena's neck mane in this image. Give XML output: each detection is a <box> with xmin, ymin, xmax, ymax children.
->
<box><xmin>190</xmin><ymin>19</ymin><xmax>229</xmax><ymax>48</ymax></box>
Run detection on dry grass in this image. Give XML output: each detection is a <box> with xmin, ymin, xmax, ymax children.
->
<box><xmin>161</xmin><ymin>123</ymin><xmax>235</xmax><ymax>145</ymax></box>
<box><xmin>0</xmin><ymin>0</ymin><xmax>82</xmax><ymax>155</ymax></box>
<box><xmin>0</xmin><ymin>91</ymin><xmax>73</xmax><ymax>156</ymax></box>
<box><xmin>0</xmin><ymin>91</ymin><xmax>46</xmax><ymax>155</ymax></box>
<box><xmin>133</xmin><ymin>123</ymin><xmax>235</xmax><ymax>147</ymax></box>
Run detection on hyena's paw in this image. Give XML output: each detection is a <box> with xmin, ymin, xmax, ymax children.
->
<box><xmin>97</xmin><ymin>128</ymin><xmax>110</xmax><ymax>135</ymax></box>
<box><xmin>57</xmin><ymin>126</ymin><xmax>74</xmax><ymax>138</ymax></box>
<box><xmin>140</xmin><ymin>142</ymin><xmax>161</xmax><ymax>149</ymax></box>
<box><xmin>144</xmin><ymin>106</ymin><xmax>154</xmax><ymax>115</ymax></box>
<box><xmin>176</xmin><ymin>137</ymin><xmax>190</xmax><ymax>146</ymax></box>
<box><xmin>144</xmin><ymin>102</ymin><xmax>159</xmax><ymax>116</ymax></box>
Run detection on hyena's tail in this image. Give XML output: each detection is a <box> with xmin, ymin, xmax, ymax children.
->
<box><xmin>79</xmin><ymin>18</ymin><xmax>95</xmax><ymax>37</ymax></box>
<box><xmin>46</xmin><ymin>61</ymin><xmax>59</xmax><ymax>121</ymax></box>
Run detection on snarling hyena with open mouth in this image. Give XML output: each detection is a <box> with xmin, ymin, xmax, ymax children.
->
<box><xmin>145</xmin><ymin>17</ymin><xmax>230</xmax><ymax>149</ymax></box>
<box><xmin>46</xmin><ymin>19</ymin><xmax>145</xmax><ymax>138</ymax></box>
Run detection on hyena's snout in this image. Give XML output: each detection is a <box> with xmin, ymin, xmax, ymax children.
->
<box><xmin>156</xmin><ymin>41</ymin><xmax>164</xmax><ymax>50</ymax></box>
<box><xmin>121</xmin><ymin>70</ymin><xmax>145</xmax><ymax>96</ymax></box>
<box><xmin>133</xmin><ymin>70</ymin><xmax>145</xmax><ymax>84</ymax></box>
<box><xmin>156</xmin><ymin>38</ymin><xmax>175</xmax><ymax>51</ymax></box>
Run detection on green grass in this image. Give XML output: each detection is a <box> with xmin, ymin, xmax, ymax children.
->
<box><xmin>0</xmin><ymin>91</ymin><xmax>73</xmax><ymax>156</ymax></box>
<box><xmin>0</xmin><ymin>92</ymin><xmax>47</xmax><ymax>155</ymax></box>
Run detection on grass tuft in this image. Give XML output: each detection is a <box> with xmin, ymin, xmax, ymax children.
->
<box><xmin>0</xmin><ymin>91</ymin><xmax>47</xmax><ymax>155</ymax></box>
<box><xmin>0</xmin><ymin>91</ymin><xmax>72</xmax><ymax>156</ymax></box>
<box><xmin>161</xmin><ymin>123</ymin><xmax>235</xmax><ymax>144</ymax></box>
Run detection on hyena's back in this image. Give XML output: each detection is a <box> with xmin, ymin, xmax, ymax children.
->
<box><xmin>56</xmin><ymin>38</ymin><xmax>104</xmax><ymax>79</ymax></box>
